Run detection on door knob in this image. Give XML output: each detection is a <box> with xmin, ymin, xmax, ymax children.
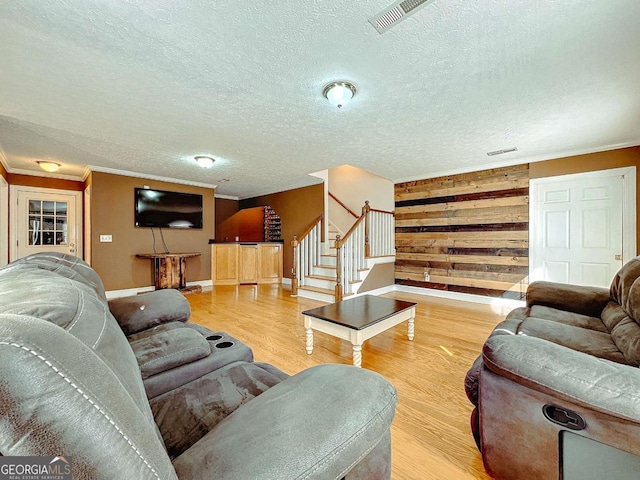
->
<box><xmin>615</xmin><ymin>254</ymin><xmax>623</xmax><ymax>261</ymax></box>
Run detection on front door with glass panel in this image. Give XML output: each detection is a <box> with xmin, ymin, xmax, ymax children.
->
<box><xmin>10</xmin><ymin>186</ymin><xmax>81</xmax><ymax>261</ymax></box>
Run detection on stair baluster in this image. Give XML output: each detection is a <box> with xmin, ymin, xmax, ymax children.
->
<box><xmin>335</xmin><ymin>234</ymin><xmax>343</xmax><ymax>302</ymax></box>
<box><xmin>293</xmin><ymin>201</ymin><xmax>395</xmax><ymax>303</ymax></box>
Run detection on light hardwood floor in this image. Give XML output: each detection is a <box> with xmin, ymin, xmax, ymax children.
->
<box><xmin>188</xmin><ymin>285</ymin><xmax>504</xmax><ymax>480</ymax></box>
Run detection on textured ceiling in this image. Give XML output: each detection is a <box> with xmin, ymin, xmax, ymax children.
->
<box><xmin>1</xmin><ymin>1</ymin><xmax>639</xmax><ymax>199</ymax></box>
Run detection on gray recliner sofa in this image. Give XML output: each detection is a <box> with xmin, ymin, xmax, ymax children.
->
<box><xmin>0</xmin><ymin>253</ymin><xmax>397</xmax><ymax>479</ymax></box>
<box><xmin>465</xmin><ymin>257</ymin><xmax>640</xmax><ymax>479</ymax></box>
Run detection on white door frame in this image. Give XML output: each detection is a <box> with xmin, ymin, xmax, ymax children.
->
<box><xmin>530</xmin><ymin>166</ymin><xmax>636</xmax><ymax>281</ymax></box>
<box><xmin>0</xmin><ymin>176</ymin><xmax>8</xmax><ymax>267</ymax></box>
<box><xmin>84</xmin><ymin>184</ymin><xmax>92</xmax><ymax>265</ymax></box>
<box><xmin>9</xmin><ymin>185</ymin><xmax>83</xmax><ymax>262</ymax></box>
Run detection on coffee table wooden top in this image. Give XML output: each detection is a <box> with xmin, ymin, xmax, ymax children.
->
<box><xmin>302</xmin><ymin>295</ymin><xmax>417</xmax><ymax>330</ymax></box>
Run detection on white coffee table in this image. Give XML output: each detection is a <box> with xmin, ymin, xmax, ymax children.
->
<box><xmin>302</xmin><ymin>295</ymin><xmax>417</xmax><ymax>368</ymax></box>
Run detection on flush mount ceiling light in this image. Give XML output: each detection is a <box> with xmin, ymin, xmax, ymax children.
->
<box><xmin>194</xmin><ymin>156</ymin><xmax>215</xmax><ymax>168</ymax></box>
<box><xmin>36</xmin><ymin>161</ymin><xmax>61</xmax><ymax>172</ymax></box>
<box><xmin>323</xmin><ymin>81</ymin><xmax>357</xmax><ymax>109</ymax></box>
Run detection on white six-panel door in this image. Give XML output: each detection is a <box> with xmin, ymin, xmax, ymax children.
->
<box><xmin>530</xmin><ymin>167</ymin><xmax>636</xmax><ymax>288</ymax></box>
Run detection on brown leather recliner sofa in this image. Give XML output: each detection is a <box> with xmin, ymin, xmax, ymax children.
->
<box><xmin>0</xmin><ymin>253</ymin><xmax>397</xmax><ymax>479</ymax></box>
<box><xmin>465</xmin><ymin>257</ymin><xmax>640</xmax><ymax>479</ymax></box>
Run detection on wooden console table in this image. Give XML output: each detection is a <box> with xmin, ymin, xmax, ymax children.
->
<box><xmin>136</xmin><ymin>252</ymin><xmax>201</xmax><ymax>294</ymax></box>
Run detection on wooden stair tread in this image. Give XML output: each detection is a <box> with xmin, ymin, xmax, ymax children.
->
<box><xmin>314</xmin><ymin>264</ymin><xmax>336</xmax><ymax>270</ymax></box>
<box><xmin>307</xmin><ymin>274</ymin><xmax>335</xmax><ymax>281</ymax></box>
<box><xmin>299</xmin><ymin>285</ymin><xmax>334</xmax><ymax>295</ymax></box>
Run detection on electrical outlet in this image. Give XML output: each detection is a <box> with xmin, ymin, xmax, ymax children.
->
<box><xmin>99</xmin><ymin>234</ymin><xmax>113</xmax><ymax>243</ymax></box>
<box><xmin>423</xmin><ymin>272</ymin><xmax>430</xmax><ymax>281</ymax></box>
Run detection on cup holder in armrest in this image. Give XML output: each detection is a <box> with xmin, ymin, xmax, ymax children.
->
<box><xmin>206</xmin><ymin>334</ymin><xmax>224</xmax><ymax>342</ymax></box>
<box><xmin>214</xmin><ymin>341</ymin><xmax>235</xmax><ymax>349</ymax></box>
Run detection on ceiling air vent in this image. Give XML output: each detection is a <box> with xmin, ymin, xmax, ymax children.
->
<box><xmin>486</xmin><ymin>147</ymin><xmax>519</xmax><ymax>157</ymax></box>
<box><xmin>369</xmin><ymin>0</ymin><xmax>437</xmax><ymax>34</ymax></box>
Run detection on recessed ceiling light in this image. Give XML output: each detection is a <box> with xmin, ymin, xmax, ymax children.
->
<box><xmin>194</xmin><ymin>156</ymin><xmax>215</xmax><ymax>168</ymax></box>
<box><xmin>36</xmin><ymin>161</ymin><xmax>61</xmax><ymax>172</ymax></box>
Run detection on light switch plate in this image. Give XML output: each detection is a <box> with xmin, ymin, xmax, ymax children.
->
<box><xmin>99</xmin><ymin>234</ymin><xmax>112</xmax><ymax>242</ymax></box>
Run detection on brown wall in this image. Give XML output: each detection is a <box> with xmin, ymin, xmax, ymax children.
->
<box><xmin>214</xmin><ymin>197</ymin><xmax>239</xmax><ymax>240</ymax></box>
<box><xmin>530</xmin><ymin>146</ymin><xmax>640</xmax><ymax>251</ymax></box>
<box><xmin>217</xmin><ymin>206</ymin><xmax>268</xmax><ymax>242</ymax></box>
<box><xmin>90</xmin><ymin>172</ymin><xmax>214</xmax><ymax>291</ymax></box>
<box><xmin>7</xmin><ymin>173</ymin><xmax>84</xmax><ymax>191</ymax></box>
<box><xmin>240</xmin><ymin>183</ymin><xmax>324</xmax><ymax>279</ymax></box>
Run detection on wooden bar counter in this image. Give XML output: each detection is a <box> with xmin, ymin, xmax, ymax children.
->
<box><xmin>211</xmin><ymin>242</ymin><xmax>282</xmax><ymax>285</ymax></box>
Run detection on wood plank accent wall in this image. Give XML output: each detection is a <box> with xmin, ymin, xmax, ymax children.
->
<box><xmin>394</xmin><ymin>164</ymin><xmax>529</xmax><ymax>299</ymax></box>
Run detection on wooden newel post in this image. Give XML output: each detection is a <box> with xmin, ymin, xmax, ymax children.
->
<box><xmin>291</xmin><ymin>235</ymin><xmax>299</xmax><ymax>296</ymax></box>
<box><xmin>363</xmin><ymin>200</ymin><xmax>371</xmax><ymax>258</ymax></box>
<box><xmin>334</xmin><ymin>234</ymin><xmax>343</xmax><ymax>302</ymax></box>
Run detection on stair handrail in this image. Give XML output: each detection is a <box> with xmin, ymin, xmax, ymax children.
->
<box><xmin>328</xmin><ymin>191</ymin><xmax>359</xmax><ymax>219</ymax></box>
<box><xmin>291</xmin><ymin>214</ymin><xmax>323</xmax><ymax>296</ymax></box>
<box><xmin>365</xmin><ymin>202</ymin><xmax>396</xmax><ymax>258</ymax></box>
<box><xmin>369</xmin><ymin>207</ymin><xmax>395</xmax><ymax>215</ymax></box>
<box><xmin>293</xmin><ymin>201</ymin><xmax>395</xmax><ymax>302</ymax></box>
<box><xmin>297</xmin><ymin>214</ymin><xmax>324</xmax><ymax>242</ymax></box>
<box><xmin>335</xmin><ymin>213</ymin><xmax>365</xmax><ymax>249</ymax></box>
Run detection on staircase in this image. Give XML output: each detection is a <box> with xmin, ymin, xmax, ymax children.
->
<box><xmin>292</xmin><ymin>202</ymin><xmax>395</xmax><ymax>303</ymax></box>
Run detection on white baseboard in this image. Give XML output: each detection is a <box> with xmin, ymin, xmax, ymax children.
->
<box><xmin>352</xmin><ymin>285</ymin><xmax>396</xmax><ymax>297</ymax></box>
<box><xmin>106</xmin><ymin>279</ymin><xmax>213</xmax><ymax>299</ymax></box>
<box><xmin>106</xmin><ymin>286</ymin><xmax>155</xmax><ymax>299</ymax></box>
<box><xmin>350</xmin><ymin>283</ymin><xmax>523</xmax><ymax>314</ymax></box>
<box><xmin>286</xmin><ymin>280</ymin><xmax>522</xmax><ymax>313</ymax></box>
<box><xmin>393</xmin><ymin>284</ymin><xmax>524</xmax><ymax>313</ymax></box>
<box><xmin>281</xmin><ymin>277</ymin><xmax>292</xmax><ymax>287</ymax></box>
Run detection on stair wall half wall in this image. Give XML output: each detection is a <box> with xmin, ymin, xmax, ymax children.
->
<box><xmin>358</xmin><ymin>262</ymin><xmax>395</xmax><ymax>294</ymax></box>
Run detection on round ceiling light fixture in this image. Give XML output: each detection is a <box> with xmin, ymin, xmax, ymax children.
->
<box><xmin>322</xmin><ymin>81</ymin><xmax>357</xmax><ymax>109</ymax></box>
<box><xmin>194</xmin><ymin>156</ymin><xmax>215</xmax><ymax>168</ymax></box>
<box><xmin>36</xmin><ymin>161</ymin><xmax>61</xmax><ymax>173</ymax></box>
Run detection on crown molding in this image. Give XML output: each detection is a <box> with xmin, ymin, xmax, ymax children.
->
<box><xmin>392</xmin><ymin>141</ymin><xmax>640</xmax><ymax>184</ymax></box>
<box><xmin>214</xmin><ymin>193</ymin><xmax>239</xmax><ymax>200</ymax></box>
<box><xmin>7</xmin><ymin>168</ymin><xmax>85</xmax><ymax>181</ymax></box>
<box><xmin>87</xmin><ymin>165</ymin><xmax>217</xmax><ymax>190</ymax></box>
<box><xmin>81</xmin><ymin>165</ymin><xmax>92</xmax><ymax>181</ymax></box>
<box><xmin>0</xmin><ymin>147</ymin><xmax>9</xmax><ymax>173</ymax></box>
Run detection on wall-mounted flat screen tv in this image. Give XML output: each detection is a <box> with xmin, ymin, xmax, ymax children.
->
<box><xmin>134</xmin><ymin>188</ymin><xmax>203</xmax><ymax>229</ymax></box>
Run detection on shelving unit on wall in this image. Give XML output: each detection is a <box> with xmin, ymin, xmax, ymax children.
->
<box><xmin>217</xmin><ymin>205</ymin><xmax>282</xmax><ymax>242</ymax></box>
<box><xmin>263</xmin><ymin>206</ymin><xmax>282</xmax><ymax>241</ymax></box>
